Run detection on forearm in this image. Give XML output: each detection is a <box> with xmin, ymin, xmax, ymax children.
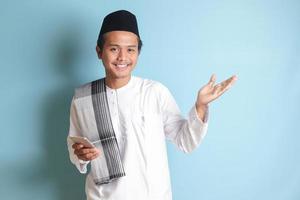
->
<box><xmin>165</xmin><ymin>105</ymin><xmax>209</xmax><ymax>153</ymax></box>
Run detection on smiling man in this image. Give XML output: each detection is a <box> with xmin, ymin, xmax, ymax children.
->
<box><xmin>67</xmin><ymin>10</ymin><xmax>237</xmax><ymax>200</ymax></box>
<box><xmin>96</xmin><ymin>30</ymin><xmax>139</xmax><ymax>88</ymax></box>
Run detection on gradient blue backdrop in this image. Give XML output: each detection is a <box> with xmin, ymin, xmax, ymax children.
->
<box><xmin>1</xmin><ymin>0</ymin><xmax>299</xmax><ymax>200</ymax></box>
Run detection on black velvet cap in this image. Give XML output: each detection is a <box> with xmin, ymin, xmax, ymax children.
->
<box><xmin>98</xmin><ymin>10</ymin><xmax>140</xmax><ymax>39</ymax></box>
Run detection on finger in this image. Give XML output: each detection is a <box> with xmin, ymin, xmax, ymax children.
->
<box><xmin>213</xmin><ymin>82</ymin><xmax>230</xmax><ymax>97</ymax></box>
<box><xmin>75</xmin><ymin>147</ymin><xmax>93</xmax><ymax>156</ymax></box>
<box><xmin>218</xmin><ymin>75</ymin><xmax>237</xmax><ymax>90</ymax></box>
<box><xmin>231</xmin><ymin>75</ymin><xmax>238</xmax><ymax>84</ymax></box>
<box><xmin>219</xmin><ymin>76</ymin><xmax>233</xmax><ymax>87</ymax></box>
<box><xmin>85</xmin><ymin>152</ymin><xmax>95</xmax><ymax>160</ymax></box>
<box><xmin>225</xmin><ymin>75</ymin><xmax>238</xmax><ymax>85</ymax></box>
<box><xmin>74</xmin><ymin>149</ymin><xmax>83</xmax><ymax>156</ymax></box>
<box><xmin>223</xmin><ymin>75</ymin><xmax>237</xmax><ymax>90</ymax></box>
<box><xmin>90</xmin><ymin>152</ymin><xmax>100</xmax><ymax>160</ymax></box>
<box><xmin>83</xmin><ymin>148</ymin><xmax>99</xmax><ymax>155</ymax></box>
<box><xmin>222</xmin><ymin>78</ymin><xmax>236</xmax><ymax>91</ymax></box>
<box><xmin>212</xmin><ymin>84</ymin><xmax>222</xmax><ymax>95</ymax></box>
<box><xmin>218</xmin><ymin>84</ymin><xmax>231</xmax><ymax>96</ymax></box>
<box><xmin>77</xmin><ymin>155</ymin><xmax>89</xmax><ymax>161</ymax></box>
<box><xmin>72</xmin><ymin>143</ymin><xmax>84</xmax><ymax>150</ymax></box>
<box><xmin>87</xmin><ymin>149</ymin><xmax>100</xmax><ymax>159</ymax></box>
<box><xmin>215</xmin><ymin>75</ymin><xmax>238</xmax><ymax>96</ymax></box>
<box><xmin>80</xmin><ymin>151</ymin><xmax>100</xmax><ymax>161</ymax></box>
<box><xmin>207</xmin><ymin>74</ymin><xmax>216</xmax><ymax>87</ymax></box>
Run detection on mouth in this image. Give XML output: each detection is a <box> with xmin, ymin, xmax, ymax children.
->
<box><xmin>113</xmin><ymin>63</ymin><xmax>130</xmax><ymax>71</ymax></box>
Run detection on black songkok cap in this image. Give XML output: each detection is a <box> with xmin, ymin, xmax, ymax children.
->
<box><xmin>98</xmin><ymin>10</ymin><xmax>140</xmax><ymax>39</ymax></box>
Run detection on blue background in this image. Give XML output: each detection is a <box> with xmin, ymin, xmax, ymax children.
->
<box><xmin>1</xmin><ymin>0</ymin><xmax>299</xmax><ymax>199</ymax></box>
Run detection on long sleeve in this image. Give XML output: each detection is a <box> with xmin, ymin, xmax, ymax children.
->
<box><xmin>157</xmin><ymin>84</ymin><xmax>209</xmax><ymax>153</ymax></box>
<box><xmin>67</xmin><ymin>97</ymin><xmax>90</xmax><ymax>173</ymax></box>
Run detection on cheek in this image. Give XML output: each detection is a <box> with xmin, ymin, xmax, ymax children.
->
<box><xmin>101</xmin><ymin>56</ymin><xmax>113</xmax><ymax>69</ymax></box>
<box><xmin>130</xmin><ymin>54</ymin><xmax>139</xmax><ymax>63</ymax></box>
<box><xmin>103</xmin><ymin>54</ymin><xmax>116</xmax><ymax>63</ymax></box>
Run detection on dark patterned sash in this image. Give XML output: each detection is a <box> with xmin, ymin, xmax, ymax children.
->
<box><xmin>91</xmin><ymin>78</ymin><xmax>125</xmax><ymax>184</ymax></box>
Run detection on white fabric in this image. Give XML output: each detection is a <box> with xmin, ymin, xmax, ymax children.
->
<box><xmin>67</xmin><ymin>76</ymin><xmax>209</xmax><ymax>200</ymax></box>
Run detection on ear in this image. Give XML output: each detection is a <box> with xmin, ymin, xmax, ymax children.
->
<box><xmin>96</xmin><ymin>46</ymin><xmax>102</xmax><ymax>59</ymax></box>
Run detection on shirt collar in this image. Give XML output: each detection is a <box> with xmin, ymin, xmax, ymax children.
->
<box><xmin>106</xmin><ymin>76</ymin><xmax>135</xmax><ymax>93</ymax></box>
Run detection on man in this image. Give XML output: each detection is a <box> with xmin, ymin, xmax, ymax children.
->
<box><xmin>67</xmin><ymin>10</ymin><xmax>237</xmax><ymax>200</ymax></box>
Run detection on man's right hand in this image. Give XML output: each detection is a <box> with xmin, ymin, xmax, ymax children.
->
<box><xmin>72</xmin><ymin>143</ymin><xmax>100</xmax><ymax>161</ymax></box>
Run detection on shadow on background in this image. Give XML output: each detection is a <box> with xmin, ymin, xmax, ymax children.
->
<box><xmin>40</xmin><ymin>25</ymin><xmax>87</xmax><ymax>200</ymax></box>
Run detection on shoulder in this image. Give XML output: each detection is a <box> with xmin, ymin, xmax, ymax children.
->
<box><xmin>73</xmin><ymin>78</ymin><xmax>102</xmax><ymax>99</ymax></box>
<box><xmin>134</xmin><ymin>76</ymin><xmax>169</xmax><ymax>93</ymax></box>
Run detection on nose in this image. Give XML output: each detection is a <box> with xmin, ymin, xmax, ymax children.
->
<box><xmin>117</xmin><ymin>49</ymin><xmax>126</xmax><ymax>61</ymax></box>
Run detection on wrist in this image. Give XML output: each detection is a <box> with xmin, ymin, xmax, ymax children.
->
<box><xmin>196</xmin><ymin>103</ymin><xmax>208</xmax><ymax>111</ymax></box>
<box><xmin>195</xmin><ymin>103</ymin><xmax>208</xmax><ymax>122</ymax></box>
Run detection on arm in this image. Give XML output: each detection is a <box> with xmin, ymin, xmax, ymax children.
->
<box><xmin>162</xmin><ymin>100</ymin><xmax>209</xmax><ymax>153</ymax></box>
<box><xmin>162</xmin><ymin>74</ymin><xmax>237</xmax><ymax>153</ymax></box>
<box><xmin>158</xmin><ymin>85</ymin><xmax>208</xmax><ymax>153</ymax></box>
<box><xmin>67</xmin><ymin>97</ymin><xmax>100</xmax><ymax>173</ymax></box>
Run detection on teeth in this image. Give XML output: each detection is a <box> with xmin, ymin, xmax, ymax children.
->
<box><xmin>116</xmin><ymin>64</ymin><xmax>128</xmax><ymax>68</ymax></box>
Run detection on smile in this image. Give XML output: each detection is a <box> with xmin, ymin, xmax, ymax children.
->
<box><xmin>113</xmin><ymin>63</ymin><xmax>130</xmax><ymax>71</ymax></box>
<box><xmin>115</xmin><ymin>64</ymin><xmax>128</xmax><ymax>68</ymax></box>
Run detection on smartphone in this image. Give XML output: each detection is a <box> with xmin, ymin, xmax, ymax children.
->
<box><xmin>69</xmin><ymin>136</ymin><xmax>96</xmax><ymax>148</ymax></box>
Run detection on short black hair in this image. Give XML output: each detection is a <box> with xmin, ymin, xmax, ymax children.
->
<box><xmin>97</xmin><ymin>34</ymin><xmax>143</xmax><ymax>53</ymax></box>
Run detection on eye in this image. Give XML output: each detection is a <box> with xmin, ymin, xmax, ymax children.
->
<box><xmin>110</xmin><ymin>47</ymin><xmax>118</xmax><ymax>52</ymax></box>
<box><xmin>128</xmin><ymin>48</ymin><xmax>136</xmax><ymax>53</ymax></box>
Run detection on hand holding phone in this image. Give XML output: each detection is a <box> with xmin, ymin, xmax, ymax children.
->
<box><xmin>69</xmin><ymin>136</ymin><xmax>100</xmax><ymax>161</ymax></box>
<box><xmin>69</xmin><ymin>136</ymin><xmax>96</xmax><ymax>148</ymax></box>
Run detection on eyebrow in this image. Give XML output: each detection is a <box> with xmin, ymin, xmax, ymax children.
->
<box><xmin>108</xmin><ymin>44</ymin><xmax>138</xmax><ymax>48</ymax></box>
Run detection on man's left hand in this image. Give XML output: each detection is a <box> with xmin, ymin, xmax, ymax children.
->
<box><xmin>195</xmin><ymin>74</ymin><xmax>237</xmax><ymax>120</ymax></box>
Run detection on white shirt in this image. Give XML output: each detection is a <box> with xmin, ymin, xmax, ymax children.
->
<box><xmin>67</xmin><ymin>76</ymin><xmax>208</xmax><ymax>200</ymax></box>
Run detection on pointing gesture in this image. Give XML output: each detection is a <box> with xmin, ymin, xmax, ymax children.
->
<box><xmin>196</xmin><ymin>74</ymin><xmax>237</xmax><ymax>120</ymax></box>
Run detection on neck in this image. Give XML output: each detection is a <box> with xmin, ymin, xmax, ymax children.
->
<box><xmin>105</xmin><ymin>76</ymin><xmax>131</xmax><ymax>89</ymax></box>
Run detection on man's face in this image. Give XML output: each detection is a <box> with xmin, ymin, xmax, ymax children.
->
<box><xmin>97</xmin><ymin>31</ymin><xmax>139</xmax><ymax>81</ymax></box>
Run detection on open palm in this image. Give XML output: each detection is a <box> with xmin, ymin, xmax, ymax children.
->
<box><xmin>197</xmin><ymin>74</ymin><xmax>237</xmax><ymax>106</ymax></box>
